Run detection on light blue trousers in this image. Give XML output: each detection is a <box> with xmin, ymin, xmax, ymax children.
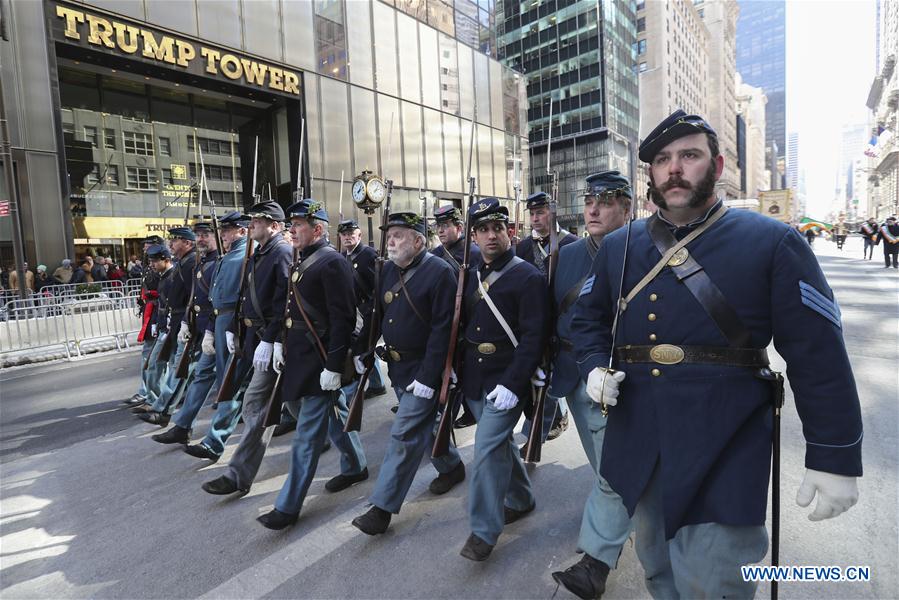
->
<box><xmin>369</xmin><ymin>386</ymin><xmax>463</xmax><ymax>513</ymax></box>
<box><xmin>467</xmin><ymin>392</ymin><xmax>534</xmax><ymax>545</ymax></box>
<box><xmin>635</xmin><ymin>462</ymin><xmax>768</xmax><ymax>599</ymax></box>
<box><xmin>566</xmin><ymin>382</ymin><xmax>632</xmax><ymax>566</ymax></box>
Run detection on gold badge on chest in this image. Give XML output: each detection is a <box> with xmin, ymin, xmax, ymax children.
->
<box><xmin>667</xmin><ymin>248</ymin><xmax>689</xmax><ymax>267</ymax></box>
<box><xmin>384</xmin><ymin>290</ymin><xmax>394</xmax><ymax>304</ymax></box>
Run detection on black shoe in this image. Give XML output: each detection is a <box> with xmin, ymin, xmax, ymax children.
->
<box><xmin>547</xmin><ymin>414</ymin><xmax>569</xmax><ymax>441</ymax></box>
<box><xmin>365</xmin><ymin>386</ymin><xmax>387</xmax><ymax>399</ymax></box>
<box><xmin>453</xmin><ymin>413</ymin><xmax>477</xmax><ymax>429</ymax></box>
<box><xmin>352</xmin><ymin>505</ymin><xmax>392</xmax><ymax>535</ymax></box>
<box><xmin>257</xmin><ymin>509</ymin><xmax>298</xmax><ymax>530</ymax></box>
<box><xmin>429</xmin><ymin>462</ymin><xmax>465</xmax><ymax>495</ymax></box>
<box><xmin>325</xmin><ymin>467</ymin><xmax>369</xmax><ymax>492</ymax></box>
<box><xmin>460</xmin><ymin>533</ymin><xmax>494</xmax><ymax>561</ymax></box>
<box><xmin>551</xmin><ymin>554</ymin><xmax>611</xmax><ymax>600</ymax></box>
<box><xmin>202</xmin><ymin>475</ymin><xmax>248</xmax><ymax>496</ymax></box>
<box><xmin>273</xmin><ymin>421</ymin><xmax>296</xmax><ymax>437</ymax></box>
<box><xmin>504</xmin><ymin>502</ymin><xmax>535</xmax><ymax>525</ymax></box>
<box><xmin>140</xmin><ymin>412</ymin><xmax>170</xmax><ymax>427</ymax></box>
<box><xmin>152</xmin><ymin>425</ymin><xmax>190</xmax><ymax>444</ymax></box>
<box><xmin>124</xmin><ymin>394</ymin><xmax>146</xmax><ymax>406</ymax></box>
<box><xmin>184</xmin><ymin>443</ymin><xmax>220</xmax><ymax>462</ymax></box>
<box><xmin>131</xmin><ymin>404</ymin><xmax>153</xmax><ymax>414</ymax></box>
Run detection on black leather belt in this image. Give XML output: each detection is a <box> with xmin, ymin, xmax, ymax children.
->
<box><xmin>378</xmin><ymin>346</ymin><xmax>424</xmax><ymax>362</ymax></box>
<box><xmin>242</xmin><ymin>317</ymin><xmax>265</xmax><ymax>327</ymax></box>
<box><xmin>465</xmin><ymin>339</ymin><xmax>515</xmax><ymax>355</ymax></box>
<box><xmin>615</xmin><ymin>344</ymin><xmax>769</xmax><ymax>368</ymax></box>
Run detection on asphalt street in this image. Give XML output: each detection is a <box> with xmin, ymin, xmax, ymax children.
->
<box><xmin>0</xmin><ymin>235</ymin><xmax>896</xmax><ymax>599</ymax></box>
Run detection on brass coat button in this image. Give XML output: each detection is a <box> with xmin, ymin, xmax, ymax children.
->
<box><xmin>649</xmin><ymin>293</ymin><xmax>658</xmax><ymax>302</ymax></box>
<box><xmin>651</xmin><ymin>368</ymin><xmax>661</xmax><ymax>377</ymax></box>
<box><xmin>649</xmin><ymin>333</ymin><xmax>657</xmax><ymax>341</ymax></box>
<box><xmin>648</xmin><ymin>313</ymin><xmax>657</xmax><ymax>321</ymax></box>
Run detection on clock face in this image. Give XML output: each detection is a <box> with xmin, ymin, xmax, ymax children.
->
<box><xmin>352</xmin><ymin>179</ymin><xmax>366</xmax><ymax>203</ymax></box>
<box><xmin>367</xmin><ymin>178</ymin><xmax>387</xmax><ymax>203</ymax></box>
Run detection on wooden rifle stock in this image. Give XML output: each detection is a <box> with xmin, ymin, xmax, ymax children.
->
<box><xmin>344</xmin><ymin>180</ymin><xmax>393</xmax><ymax>433</ymax></box>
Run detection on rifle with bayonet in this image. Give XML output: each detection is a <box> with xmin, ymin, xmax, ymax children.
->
<box><xmin>214</xmin><ymin>136</ymin><xmax>260</xmax><ymax>403</ymax></box>
<box><xmin>512</xmin><ymin>138</ymin><xmax>522</xmax><ymax>247</ymax></box>
<box><xmin>263</xmin><ymin>117</ymin><xmax>305</xmax><ymax>427</ymax></box>
<box><xmin>432</xmin><ymin>111</ymin><xmax>478</xmax><ymax>458</ymax></box>
<box><xmin>522</xmin><ymin>98</ymin><xmax>560</xmax><ymax>464</ymax></box>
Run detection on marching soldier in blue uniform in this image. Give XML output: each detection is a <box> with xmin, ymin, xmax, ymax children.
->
<box><xmin>202</xmin><ymin>201</ymin><xmax>293</xmax><ymax>496</ymax></box>
<box><xmin>135</xmin><ymin>227</ymin><xmax>197</xmax><ymax>426</ymax></box>
<box><xmin>459</xmin><ymin>198</ymin><xmax>548</xmax><ymax>561</ymax></box>
<box><xmin>570</xmin><ymin>110</ymin><xmax>863</xmax><ymax>598</ymax></box>
<box><xmin>550</xmin><ymin>172</ymin><xmax>633</xmax><ymax>599</ymax></box>
<box><xmin>350</xmin><ymin>212</ymin><xmax>465</xmax><ymax>536</ymax></box>
<box><xmin>183</xmin><ymin>212</ymin><xmax>255</xmax><ymax>460</ymax></box>
<box><xmin>431</xmin><ymin>205</ymin><xmax>480</xmax><ymax>429</ymax></box>
<box><xmin>134</xmin><ymin>243</ymin><xmax>174</xmax><ymax>411</ymax></box>
<box><xmin>257</xmin><ymin>200</ymin><xmax>368</xmax><ymax>530</ymax></box>
<box><xmin>338</xmin><ymin>218</ymin><xmax>387</xmax><ymax>401</ymax></box>
<box><xmin>126</xmin><ymin>235</ymin><xmax>165</xmax><ymax>408</ymax></box>
<box><xmin>517</xmin><ymin>191</ymin><xmax>578</xmax><ymax>443</ymax></box>
<box><xmin>151</xmin><ymin>220</ymin><xmax>222</xmax><ymax>445</ymax></box>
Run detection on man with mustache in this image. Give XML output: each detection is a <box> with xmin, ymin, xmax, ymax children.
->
<box><xmin>350</xmin><ymin>211</ymin><xmax>464</xmax><ymax>536</ymax></box>
<box><xmin>459</xmin><ymin>198</ymin><xmax>548</xmax><ymax>562</ymax></box>
<box><xmin>550</xmin><ymin>172</ymin><xmax>634</xmax><ymax>599</ymax></box>
<box><xmin>570</xmin><ymin>110</ymin><xmax>862</xmax><ymax>598</ymax></box>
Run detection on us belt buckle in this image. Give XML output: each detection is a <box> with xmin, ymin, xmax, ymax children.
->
<box><xmin>478</xmin><ymin>342</ymin><xmax>496</xmax><ymax>355</ymax></box>
<box><xmin>389</xmin><ymin>349</ymin><xmax>402</xmax><ymax>362</ymax></box>
<box><xmin>285</xmin><ymin>317</ymin><xmax>293</xmax><ymax>329</ymax></box>
<box><xmin>243</xmin><ymin>317</ymin><xmax>253</xmax><ymax>327</ymax></box>
<box><xmin>649</xmin><ymin>344</ymin><xmax>685</xmax><ymax>365</ymax></box>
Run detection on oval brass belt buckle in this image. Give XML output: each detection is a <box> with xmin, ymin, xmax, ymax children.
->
<box><xmin>285</xmin><ymin>317</ymin><xmax>293</xmax><ymax>329</ymax></box>
<box><xmin>649</xmin><ymin>344</ymin><xmax>685</xmax><ymax>365</ymax></box>
<box><xmin>477</xmin><ymin>342</ymin><xmax>496</xmax><ymax>355</ymax></box>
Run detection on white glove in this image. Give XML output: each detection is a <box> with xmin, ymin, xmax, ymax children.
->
<box><xmin>273</xmin><ymin>342</ymin><xmax>285</xmax><ymax>374</ymax></box>
<box><xmin>486</xmin><ymin>385</ymin><xmax>518</xmax><ymax>410</ymax></box>
<box><xmin>151</xmin><ymin>324</ymin><xmax>158</xmax><ymax>338</ymax></box>
<box><xmin>586</xmin><ymin>367</ymin><xmax>626</xmax><ymax>407</ymax></box>
<box><xmin>320</xmin><ymin>369</ymin><xmax>342</xmax><ymax>391</ymax></box>
<box><xmin>177</xmin><ymin>321</ymin><xmax>190</xmax><ymax>344</ymax></box>
<box><xmin>406</xmin><ymin>380</ymin><xmax>435</xmax><ymax>399</ymax></box>
<box><xmin>531</xmin><ymin>366</ymin><xmax>547</xmax><ymax>387</ymax></box>
<box><xmin>201</xmin><ymin>331</ymin><xmax>215</xmax><ymax>355</ymax></box>
<box><xmin>353</xmin><ymin>355</ymin><xmax>365</xmax><ymax>374</ymax></box>
<box><xmin>226</xmin><ymin>331</ymin><xmax>235</xmax><ymax>354</ymax></box>
<box><xmin>796</xmin><ymin>468</ymin><xmax>859</xmax><ymax>521</ymax></box>
<box><xmin>253</xmin><ymin>341</ymin><xmax>273</xmax><ymax>372</ymax></box>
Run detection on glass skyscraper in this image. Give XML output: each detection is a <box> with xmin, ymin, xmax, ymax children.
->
<box><xmin>495</xmin><ymin>0</ymin><xmax>639</xmax><ymax>231</ymax></box>
<box><xmin>736</xmin><ymin>0</ymin><xmax>786</xmax><ymax>187</ymax></box>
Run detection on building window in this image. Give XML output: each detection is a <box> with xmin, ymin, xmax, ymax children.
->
<box><xmin>123</xmin><ymin>131</ymin><xmax>154</xmax><ymax>156</ymax></box>
<box><xmin>158</xmin><ymin>137</ymin><xmax>171</xmax><ymax>156</ymax></box>
<box><xmin>86</xmin><ymin>163</ymin><xmax>101</xmax><ymax>185</ymax></box>
<box><xmin>637</xmin><ymin>0</ymin><xmax>645</xmax><ymax>9</ymax></box>
<box><xmin>187</xmin><ymin>136</ymin><xmax>234</xmax><ymax>157</ymax></box>
<box><xmin>638</xmin><ymin>39</ymin><xmax>647</xmax><ymax>55</ymax></box>
<box><xmin>639</xmin><ymin>62</ymin><xmax>648</xmax><ymax>72</ymax></box>
<box><xmin>126</xmin><ymin>166</ymin><xmax>158</xmax><ymax>190</ymax></box>
<box><xmin>637</xmin><ymin>17</ymin><xmax>646</xmax><ymax>33</ymax></box>
<box><xmin>161</xmin><ymin>168</ymin><xmax>174</xmax><ymax>186</ymax></box>
<box><xmin>189</xmin><ymin>163</ymin><xmax>236</xmax><ymax>182</ymax></box>
<box><xmin>104</xmin><ymin>128</ymin><xmax>117</xmax><ymax>149</ymax></box>
<box><xmin>106</xmin><ymin>165</ymin><xmax>119</xmax><ymax>186</ymax></box>
<box><xmin>83</xmin><ymin>126</ymin><xmax>98</xmax><ymax>147</ymax></box>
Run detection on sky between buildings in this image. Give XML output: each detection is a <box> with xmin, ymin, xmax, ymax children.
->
<box><xmin>786</xmin><ymin>0</ymin><xmax>876</xmax><ymax>218</ymax></box>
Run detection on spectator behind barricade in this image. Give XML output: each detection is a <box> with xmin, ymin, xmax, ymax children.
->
<box><xmin>34</xmin><ymin>265</ymin><xmax>54</xmax><ymax>292</ymax></box>
<box><xmin>108</xmin><ymin>263</ymin><xmax>126</xmax><ymax>282</ymax></box>
<box><xmin>8</xmin><ymin>262</ymin><xmax>35</xmax><ymax>292</ymax></box>
<box><xmin>71</xmin><ymin>258</ymin><xmax>93</xmax><ymax>284</ymax></box>
<box><xmin>53</xmin><ymin>259</ymin><xmax>74</xmax><ymax>284</ymax></box>
<box><xmin>126</xmin><ymin>254</ymin><xmax>139</xmax><ymax>273</ymax></box>
<box><xmin>128</xmin><ymin>259</ymin><xmax>143</xmax><ymax>280</ymax></box>
<box><xmin>90</xmin><ymin>255</ymin><xmax>108</xmax><ymax>281</ymax></box>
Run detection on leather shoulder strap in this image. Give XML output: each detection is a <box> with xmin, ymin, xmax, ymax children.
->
<box><xmin>646</xmin><ymin>213</ymin><xmax>751</xmax><ymax>347</ymax></box>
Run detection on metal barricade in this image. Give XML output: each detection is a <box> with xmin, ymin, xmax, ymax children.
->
<box><xmin>0</xmin><ymin>292</ymin><xmax>142</xmax><ymax>363</ymax></box>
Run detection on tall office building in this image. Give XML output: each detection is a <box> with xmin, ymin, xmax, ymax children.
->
<box><xmin>735</xmin><ymin>73</ymin><xmax>768</xmax><ymax>198</ymax></box>
<box><xmin>735</xmin><ymin>0</ymin><xmax>786</xmax><ymax>190</ymax></box>
<box><xmin>696</xmin><ymin>0</ymin><xmax>740</xmax><ymax>200</ymax></box>
<box><xmin>836</xmin><ymin>124</ymin><xmax>868</xmax><ymax>219</ymax></box>
<box><xmin>636</xmin><ymin>0</ymin><xmax>710</xmax><ymax>140</ymax></box>
<box><xmin>496</xmin><ymin>0</ymin><xmax>639</xmax><ymax>232</ymax></box>
<box><xmin>865</xmin><ymin>0</ymin><xmax>898</xmax><ymax>220</ymax></box>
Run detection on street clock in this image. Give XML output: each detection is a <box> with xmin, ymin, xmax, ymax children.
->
<box><xmin>352</xmin><ymin>169</ymin><xmax>387</xmax><ymax>214</ymax></box>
